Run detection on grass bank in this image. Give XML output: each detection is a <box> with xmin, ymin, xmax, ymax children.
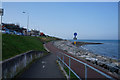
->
<box><xmin>64</xmin><ymin>67</ymin><xmax>78</xmax><ymax>79</ymax></box>
<box><xmin>2</xmin><ymin>34</ymin><xmax>59</xmax><ymax>60</ymax></box>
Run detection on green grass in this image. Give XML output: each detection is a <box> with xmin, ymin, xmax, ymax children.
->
<box><xmin>64</xmin><ymin>67</ymin><xmax>79</xmax><ymax>79</ymax></box>
<box><xmin>2</xmin><ymin>34</ymin><xmax>57</xmax><ymax>60</ymax></box>
<box><xmin>38</xmin><ymin>36</ymin><xmax>62</xmax><ymax>43</ymax></box>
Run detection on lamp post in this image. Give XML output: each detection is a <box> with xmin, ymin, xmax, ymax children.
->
<box><xmin>23</xmin><ymin>12</ymin><xmax>29</xmax><ymax>35</ymax></box>
<box><xmin>0</xmin><ymin>8</ymin><xmax>3</xmax><ymax>30</ymax></box>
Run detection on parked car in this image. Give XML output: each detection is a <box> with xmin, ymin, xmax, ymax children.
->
<box><xmin>16</xmin><ymin>32</ymin><xmax>22</xmax><ymax>35</ymax></box>
<box><xmin>31</xmin><ymin>35</ymin><xmax>35</xmax><ymax>36</ymax></box>
<box><xmin>9</xmin><ymin>30</ymin><xmax>14</xmax><ymax>34</ymax></box>
<box><xmin>2</xmin><ymin>30</ymin><xmax>6</xmax><ymax>34</ymax></box>
<box><xmin>13</xmin><ymin>31</ymin><xmax>17</xmax><ymax>34</ymax></box>
<box><xmin>21</xmin><ymin>33</ymin><xmax>24</xmax><ymax>36</ymax></box>
<box><xmin>6</xmin><ymin>30</ymin><xmax>10</xmax><ymax>34</ymax></box>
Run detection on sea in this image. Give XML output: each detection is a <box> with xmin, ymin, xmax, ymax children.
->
<box><xmin>70</xmin><ymin>40</ymin><xmax>119</xmax><ymax>60</ymax></box>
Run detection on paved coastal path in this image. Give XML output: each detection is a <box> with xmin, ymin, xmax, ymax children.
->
<box><xmin>19</xmin><ymin>52</ymin><xmax>64</xmax><ymax>78</ymax></box>
<box><xmin>18</xmin><ymin>41</ymin><xmax>118</xmax><ymax>79</ymax></box>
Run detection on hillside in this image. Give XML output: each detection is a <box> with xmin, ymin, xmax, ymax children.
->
<box><xmin>2</xmin><ymin>34</ymin><xmax>60</xmax><ymax>60</ymax></box>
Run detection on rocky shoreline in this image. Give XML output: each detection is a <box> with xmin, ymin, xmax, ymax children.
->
<box><xmin>53</xmin><ymin>40</ymin><xmax>120</xmax><ymax>75</ymax></box>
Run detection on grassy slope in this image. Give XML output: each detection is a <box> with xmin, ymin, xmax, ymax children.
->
<box><xmin>2</xmin><ymin>34</ymin><xmax>49</xmax><ymax>60</ymax></box>
<box><xmin>38</xmin><ymin>36</ymin><xmax>60</xmax><ymax>43</ymax></box>
<box><xmin>64</xmin><ymin>67</ymin><xmax>78</xmax><ymax>79</ymax></box>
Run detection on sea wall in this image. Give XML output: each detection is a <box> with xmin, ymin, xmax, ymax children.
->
<box><xmin>1</xmin><ymin>50</ymin><xmax>45</xmax><ymax>79</ymax></box>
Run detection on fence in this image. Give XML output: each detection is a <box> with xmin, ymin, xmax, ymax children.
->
<box><xmin>57</xmin><ymin>52</ymin><xmax>115</xmax><ymax>80</ymax></box>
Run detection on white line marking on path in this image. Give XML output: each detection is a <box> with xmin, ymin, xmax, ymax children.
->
<box><xmin>42</xmin><ymin>65</ymin><xmax>45</xmax><ymax>68</ymax></box>
<box><xmin>42</xmin><ymin>61</ymin><xmax>46</xmax><ymax>64</ymax></box>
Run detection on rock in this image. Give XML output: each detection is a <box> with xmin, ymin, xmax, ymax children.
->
<box><xmin>53</xmin><ymin>40</ymin><xmax>120</xmax><ymax>74</ymax></box>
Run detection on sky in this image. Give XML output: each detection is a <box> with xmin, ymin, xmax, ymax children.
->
<box><xmin>2</xmin><ymin>2</ymin><xmax>118</xmax><ymax>40</ymax></box>
<box><xmin>1</xmin><ymin>0</ymin><xmax>120</xmax><ymax>2</ymax></box>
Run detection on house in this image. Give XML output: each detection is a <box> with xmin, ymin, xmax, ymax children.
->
<box><xmin>40</xmin><ymin>32</ymin><xmax>46</xmax><ymax>36</ymax></box>
<box><xmin>21</xmin><ymin>28</ymin><xmax>27</xmax><ymax>35</ymax></box>
<box><xmin>2</xmin><ymin>23</ymin><xmax>27</xmax><ymax>35</ymax></box>
<box><xmin>2</xmin><ymin>23</ymin><xmax>20</xmax><ymax>32</ymax></box>
<box><xmin>30</xmin><ymin>29</ymin><xmax>40</xmax><ymax>36</ymax></box>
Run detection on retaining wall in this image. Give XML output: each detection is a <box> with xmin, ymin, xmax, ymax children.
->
<box><xmin>1</xmin><ymin>50</ymin><xmax>45</xmax><ymax>79</ymax></box>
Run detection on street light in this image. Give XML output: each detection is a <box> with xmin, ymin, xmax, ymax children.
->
<box><xmin>0</xmin><ymin>8</ymin><xmax>3</xmax><ymax>30</ymax></box>
<box><xmin>22</xmin><ymin>11</ymin><xmax>29</xmax><ymax>35</ymax></box>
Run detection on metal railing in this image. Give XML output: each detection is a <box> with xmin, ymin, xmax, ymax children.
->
<box><xmin>57</xmin><ymin>52</ymin><xmax>115</xmax><ymax>80</ymax></box>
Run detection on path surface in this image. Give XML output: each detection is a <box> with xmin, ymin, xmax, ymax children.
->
<box><xmin>19</xmin><ymin>53</ymin><xmax>64</xmax><ymax>78</ymax></box>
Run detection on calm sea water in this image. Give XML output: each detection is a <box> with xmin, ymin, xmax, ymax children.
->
<box><xmin>70</xmin><ymin>40</ymin><xmax>119</xmax><ymax>60</ymax></box>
